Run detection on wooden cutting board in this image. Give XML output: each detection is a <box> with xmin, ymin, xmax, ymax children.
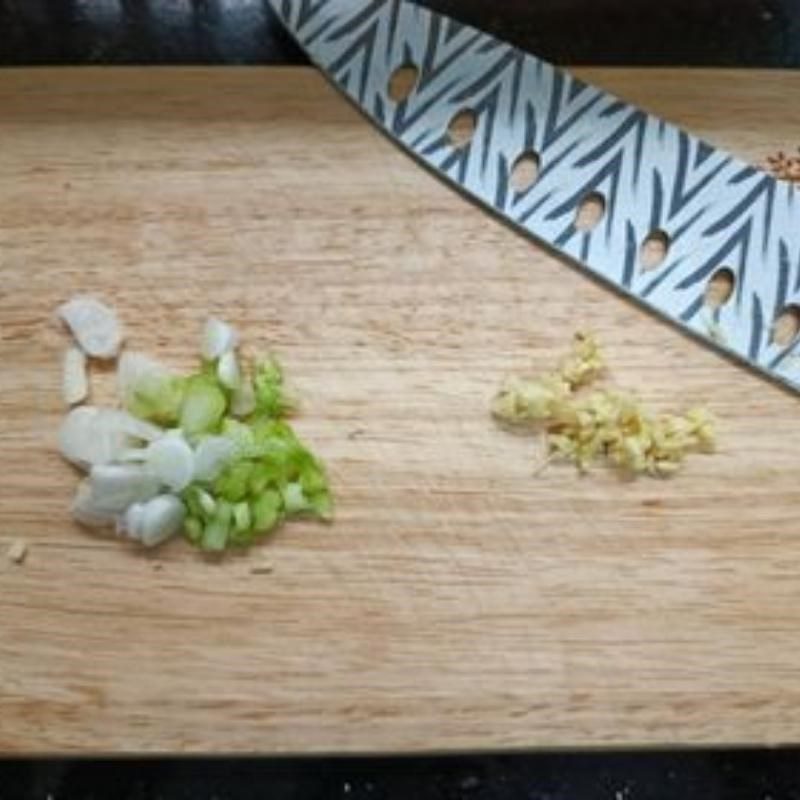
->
<box><xmin>1</xmin><ymin>67</ymin><xmax>799</xmax><ymax>754</ymax></box>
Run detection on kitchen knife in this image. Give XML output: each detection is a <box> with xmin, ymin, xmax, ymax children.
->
<box><xmin>271</xmin><ymin>0</ymin><xmax>800</xmax><ymax>393</ymax></box>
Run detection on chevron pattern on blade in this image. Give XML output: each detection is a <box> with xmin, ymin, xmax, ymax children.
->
<box><xmin>272</xmin><ymin>0</ymin><xmax>800</xmax><ymax>392</ymax></box>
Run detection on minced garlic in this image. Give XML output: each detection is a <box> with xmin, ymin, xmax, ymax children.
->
<box><xmin>492</xmin><ymin>333</ymin><xmax>716</xmax><ymax>478</ymax></box>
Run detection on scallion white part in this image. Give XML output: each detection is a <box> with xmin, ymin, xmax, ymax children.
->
<box><xmin>58</xmin><ymin>295</ymin><xmax>123</xmax><ymax>359</ymax></box>
<box><xmin>202</xmin><ymin>318</ymin><xmax>238</xmax><ymax>361</ymax></box>
<box><xmin>87</xmin><ymin>463</ymin><xmax>162</xmax><ymax>513</ymax></box>
<box><xmin>117</xmin><ymin>447</ymin><xmax>149</xmax><ymax>463</ymax></box>
<box><xmin>107</xmin><ymin>409</ymin><xmax>163</xmax><ymax>442</ymax></box>
<box><xmin>118</xmin><ymin>501</ymin><xmax>146</xmax><ymax>538</ymax></box>
<box><xmin>62</xmin><ymin>346</ymin><xmax>89</xmax><ymax>406</ymax></box>
<box><xmin>139</xmin><ymin>495</ymin><xmax>185</xmax><ymax>547</ymax></box>
<box><xmin>120</xmin><ymin>495</ymin><xmax>185</xmax><ymax>547</ymax></box>
<box><xmin>71</xmin><ymin>480</ymin><xmax>118</xmax><ymax>528</ymax></box>
<box><xmin>145</xmin><ymin>433</ymin><xmax>195</xmax><ymax>491</ymax></box>
<box><xmin>59</xmin><ymin>407</ymin><xmax>162</xmax><ymax>469</ymax></box>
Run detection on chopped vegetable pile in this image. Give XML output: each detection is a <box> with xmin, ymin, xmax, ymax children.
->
<box><xmin>58</xmin><ymin>297</ymin><xmax>332</xmax><ymax>551</ymax></box>
<box><xmin>492</xmin><ymin>333</ymin><xmax>716</xmax><ymax>478</ymax></box>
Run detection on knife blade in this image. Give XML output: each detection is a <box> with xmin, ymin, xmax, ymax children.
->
<box><xmin>271</xmin><ymin>0</ymin><xmax>800</xmax><ymax>393</ymax></box>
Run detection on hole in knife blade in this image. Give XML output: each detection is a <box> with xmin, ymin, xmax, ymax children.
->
<box><xmin>388</xmin><ymin>64</ymin><xmax>419</xmax><ymax>103</ymax></box>
<box><xmin>704</xmin><ymin>267</ymin><xmax>735</xmax><ymax>309</ymax></box>
<box><xmin>447</xmin><ymin>109</ymin><xmax>477</xmax><ymax>149</ymax></box>
<box><xmin>772</xmin><ymin>304</ymin><xmax>800</xmax><ymax>347</ymax></box>
<box><xmin>510</xmin><ymin>150</ymin><xmax>541</xmax><ymax>193</ymax></box>
<box><xmin>574</xmin><ymin>192</ymin><xmax>606</xmax><ymax>232</ymax></box>
<box><xmin>640</xmin><ymin>229</ymin><xmax>670</xmax><ymax>271</ymax></box>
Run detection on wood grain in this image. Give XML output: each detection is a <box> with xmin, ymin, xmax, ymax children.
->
<box><xmin>1</xmin><ymin>67</ymin><xmax>799</xmax><ymax>754</ymax></box>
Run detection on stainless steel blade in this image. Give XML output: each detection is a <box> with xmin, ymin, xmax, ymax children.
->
<box><xmin>272</xmin><ymin>0</ymin><xmax>800</xmax><ymax>393</ymax></box>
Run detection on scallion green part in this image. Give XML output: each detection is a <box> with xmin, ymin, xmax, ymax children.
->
<box><xmin>128</xmin><ymin>328</ymin><xmax>336</xmax><ymax>552</ymax></box>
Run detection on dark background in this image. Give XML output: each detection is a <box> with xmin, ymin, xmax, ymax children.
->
<box><xmin>3</xmin><ymin>751</ymin><xmax>800</xmax><ymax>800</ymax></box>
<box><xmin>0</xmin><ymin>0</ymin><xmax>799</xmax><ymax>67</ymax></box>
<box><xmin>2</xmin><ymin>0</ymin><xmax>800</xmax><ymax>797</ymax></box>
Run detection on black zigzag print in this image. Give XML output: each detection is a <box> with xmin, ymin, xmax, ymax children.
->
<box><xmin>272</xmin><ymin>0</ymin><xmax>800</xmax><ymax>392</ymax></box>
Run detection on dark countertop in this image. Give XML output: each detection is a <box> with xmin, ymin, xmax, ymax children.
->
<box><xmin>4</xmin><ymin>750</ymin><xmax>800</xmax><ymax>800</ymax></box>
<box><xmin>2</xmin><ymin>0</ymin><xmax>800</xmax><ymax>797</ymax></box>
<box><xmin>0</xmin><ymin>0</ymin><xmax>799</xmax><ymax>67</ymax></box>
